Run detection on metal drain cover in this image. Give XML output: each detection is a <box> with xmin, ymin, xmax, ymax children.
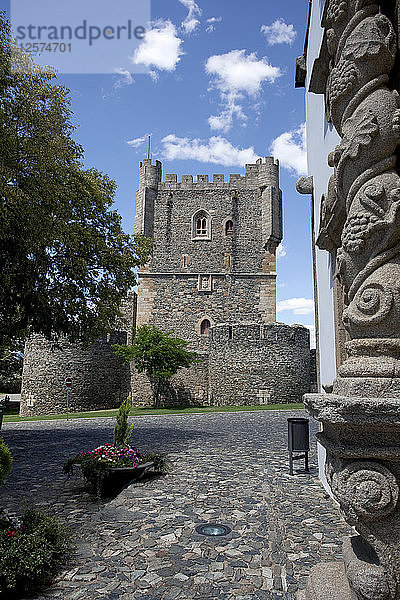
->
<box><xmin>195</xmin><ymin>523</ymin><xmax>232</xmax><ymax>537</ymax></box>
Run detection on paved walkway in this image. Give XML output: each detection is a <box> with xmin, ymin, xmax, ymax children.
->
<box><xmin>0</xmin><ymin>411</ymin><xmax>351</xmax><ymax>600</ymax></box>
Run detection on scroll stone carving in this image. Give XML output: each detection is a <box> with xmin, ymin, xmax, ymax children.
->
<box><xmin>330</xmin><ymin>461</ymin><xmax>399</xmax><ymax>522</ymax></box>
<box><xmin>301</xmin><ymin>1</ymin><xmax>400</xmax><ymax>599</ymax></box>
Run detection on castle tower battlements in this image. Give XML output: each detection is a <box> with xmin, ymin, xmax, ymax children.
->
<box><xmin>133</xmin><ymin>156</ymin><xmax>283</xmax><ymax>358</ymax></box>
<box><xmin>154</xmin><ymin>156</ymin><xmax>280</xmax><ymax>190</ymax></box>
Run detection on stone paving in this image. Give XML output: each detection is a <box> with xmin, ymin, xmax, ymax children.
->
<box><xmin>0</xmin><ymin>410</ymin><xmax>351</xmax><ymax>599</ymax></box>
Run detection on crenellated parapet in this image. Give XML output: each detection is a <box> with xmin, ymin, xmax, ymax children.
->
<box><xmin>157</xmin><ymin>156</ymin><xmax>280</xmax><ymax>190</ymax></box>
<box><xmin>135</xmin><ymin>156</ymin><xmax>282</xmax><ymax>256</ymax></box>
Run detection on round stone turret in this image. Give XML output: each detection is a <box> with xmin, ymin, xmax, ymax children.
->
<box><xmin>138</xmin><ymin>158</ymin><xmax>162</xmax><ymax>190</ymax></box>
<box><xmin>20</xmin><ymin>333</ymin><xmax>131</xmax><ymax>416</ymax></box>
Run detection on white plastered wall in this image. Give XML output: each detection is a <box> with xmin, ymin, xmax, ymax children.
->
<box><xmin>305</xmin><ymin>0</ymin><xmax>341</xmax><ymax>492</ymax></box>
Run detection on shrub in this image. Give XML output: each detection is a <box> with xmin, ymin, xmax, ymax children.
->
<box><xmin>113</xmin><ymin>397</ymin><xmax>134</xmax><ymax>447</ymax></box>
<box><xmin>0</xmin><ymin>508</ymin><xmax>71</xmax><ymax>596</ymax></box>
<box><xmin>0</xmin><ymin>438</ymin><xmax>12</xmax><ymax>485</ymax></box>
<box><xmin>141</xmin><ymin>451</ymin><xmax>169</xmax><ymax>474</ymax></box>
<box><xmin>113</xmin><ymin>324</ymin><xmax>199</xmax><ymax>407</ymax></box>
<box><xmin>64</xmin><ymin>400</ymin><xmax>169</xmax><ymax>498</ymax></box>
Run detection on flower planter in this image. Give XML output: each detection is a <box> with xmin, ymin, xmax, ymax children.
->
<box><xmin>108</xmin><ymin>461</ymin><xmax>154</xmax><ymax>482</ymax></box>
<box><xmin>102</xmin><ymin>461</ymin><xmax>155</xmax><ymax>495</ymax></box>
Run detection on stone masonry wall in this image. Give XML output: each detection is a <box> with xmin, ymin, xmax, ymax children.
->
<box><xmin>20</xmin><ymin>334</ymin><xmax>132</xmax><ymax>416</ymax></box>
<box><xmin>19</xmin><ymin>292</ymin><xmax>137</xmax><ymax>416</ymax></box>
<box><xmin>130</xmin><ymin>352</ymin><xmax>209</xmax><ymax>408</ymax></box>
<box><xmin>208</xmin><ymin>322</ymin><xmax>311</xmax><ymax>405</ymax></box>
<box><xmin>137</xmin><ymin>274</ymin><xmax>276</xmax><ymax>353</ymax></box>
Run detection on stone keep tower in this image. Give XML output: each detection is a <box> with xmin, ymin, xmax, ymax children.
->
<box><xmin>131</xmin><ymin>157</ymin><xmax>293</xmax><ymax>405</ymax></box>
<box><xmin>134</xmin><ymin>157</ymin><xmax>283</xmax><ymax>346</ymax></box>
<box><xmin>19</xmin><ymin>156</ymin><xmax>312</xmax><ymax>414</ymax></box>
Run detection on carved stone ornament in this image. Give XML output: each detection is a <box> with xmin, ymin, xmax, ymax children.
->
<box><xmin>330</xmin><ymin>461</ymin><xmax>399</xmax><ymax>522</ymax></box>
<box><xmin>301</xmin><ymin>1</ymin><xmax>400</xmax><ymax>599</ymax></box>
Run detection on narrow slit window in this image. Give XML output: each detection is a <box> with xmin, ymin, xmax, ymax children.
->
<box><xmin>225</xmin><ymin>220</ymin><xmax>234</xmax><ymax>235</ymax></box>
<box><xmin>182</xmin><ymin>254</ymin><xmax>189</xmax><ymax>268</ymax></box>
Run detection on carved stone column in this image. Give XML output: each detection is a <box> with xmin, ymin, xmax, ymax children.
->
<box><xmin>301</xmin><ymin>1</ymin><xmax>400</xmax><ymax>599</ymax></box>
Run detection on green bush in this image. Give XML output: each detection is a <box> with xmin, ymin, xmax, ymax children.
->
<box><xmin>0</xmin><ymin>438</ymin><xmax>12</xmax><ymax>485</ymax></box>
<box><xmin>113</xmin><ymin>396</ymin><xmax>134</xmax><ymax>447</ymax></box>
<box><xmin>0</xmin><ymin>508</ymin><xmax>71</xmax><ymax>596</ymax></box>
<box><xmin>141</xmin><ymin>451</ymin><xmax>170</xmax><ymax>474</ymax></box>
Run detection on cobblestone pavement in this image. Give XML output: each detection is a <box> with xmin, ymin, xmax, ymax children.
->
<box><xmin>0</xmin><ymin>411</ymin><xmax>351</xmax><ymax>600</ymax></box>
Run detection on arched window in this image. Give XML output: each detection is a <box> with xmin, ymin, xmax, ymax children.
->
<box><xmin>225</xmin><ymin>220</ymin><xmax>234</xmax><ymax>235</ymax></box>
<box><xmin>196</xmin><ymin>217</ymin><xmax>207</xmax><ymax>236</ymax></box>
<box><xmin>200</xmin><ymin>319</ymin><xmax>211</xmax><ymax>335</ymax></box>
<box><xmin>192</xmin><ymin>210</ymin><xmax>211</xmax><ymax>240</ymax></box>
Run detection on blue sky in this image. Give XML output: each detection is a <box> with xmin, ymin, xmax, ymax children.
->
<box><xmin>4</xmin><ymin>0</ymin><xmax>315</xmax><ymax>344</ymax></box>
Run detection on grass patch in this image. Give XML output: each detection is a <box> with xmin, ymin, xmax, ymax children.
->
<box><xmin>4</xmin><ymin>403</ymin><xmax>304</xmax><ymax>423</ymax></box>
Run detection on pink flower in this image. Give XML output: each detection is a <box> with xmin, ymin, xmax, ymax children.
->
<box><xmin>6</xmin><ymin>529</ymin><xmax>16</xmax><ymax>537</ymax></box>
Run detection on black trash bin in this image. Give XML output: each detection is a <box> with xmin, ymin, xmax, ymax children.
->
<box><xmin>288</xmin><ymin>417</ymin><xmax>310</xmax><ymax>475</ymax></box>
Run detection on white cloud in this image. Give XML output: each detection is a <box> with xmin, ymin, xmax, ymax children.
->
<box><xmin>160</xmin><ymin>134</ymin><xmax>259</xmax><ymax>166</ymax></box>
<box><xmin>206</xmin><ymin>50</ymin><xmax>281</xmax><ymax>132</ymax></box>
<box><xmin>208</xmin><ymin>103</ymin><xmax>246</xmax><ymax>132</ymax></box>
<box><xmin>261</xmin><ymin>19</ymin><xmax>297</xmax><ymax>45</ymax></box>
<box><xmin>113</xmin><ymin>68</ymin><xmax>134</xmax><ymax>88</ymax></box>
<box><xmin>276</xmin><ymin>243</ymin><xmax>286</xmax><ymax>259</ymax></box>
<box><xmin>206</xmin><ymin>49</ymin><xmax>281</xmax><ymax>94</ymax></box>
<box><xmin>277</xmin><ymin>298</ymin><xmax>314</xmax><ymax>315</ymax></box>
<box><xmin>305</xmin><ymin>324</ymin><xmax>316</xmax><ymax>349</ymax></box>
<box><xmin>127</xmin><ymin>136</ymin><xmax>147</xmax><ymax>148</ymax></box>
<box><xmin>179</xmin><ymin>0</ymin><xmax>202</xmax><ymax>34</ymax></box>
<box><xmin>206</xmin><ymin>16</ymin><xmax>222</xmax><ymax>32</ymax></box>
<box><xmin>270</xmin><ymin>123</ymin><xmax>307</xmax><ymax>176</ymax></box>
<box><xmin>131</xmin><ymin>20</ymin><xmax>183</xmax><ymax>74</ymax></box>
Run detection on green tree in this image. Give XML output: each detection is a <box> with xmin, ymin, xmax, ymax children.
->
<box><xmin>113</xmin><ymin>396</ymin><xmax>134</xmax><ymax>447</ymax></box>
<box><xmin>0</xmin><ymin>14</ymin><xmax>152</xmax><ymax>349</ymax></box>
<box><xmin>113</xmin><ymin>325</ymin><xmax>198</xmax><ymax>408</ymax></box>
<box><xmin>0</xmin><ymin>345</ymin><xmax>23</xmax><ymax>392</ymax></box>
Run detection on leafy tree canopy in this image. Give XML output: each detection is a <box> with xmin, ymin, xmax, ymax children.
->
<box><xmin>0</xmin><ymin>14</ymin><xmax>152</xmax><ymax>349</ymax></box>
<box><xmin>113</xmin><ymin>325</ymin><xmax>198</xmax><ymax>407</ymax></box>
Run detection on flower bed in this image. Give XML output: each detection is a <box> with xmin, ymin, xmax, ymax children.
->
<box><xmin>77</xmin><ymin>443</ymin><xmax>143</xmax><ymax>468</ymax></box>
<box><xmin>63</xmin><ymin>443</ymin><xmax>167</xmax><ymax>497</ymax></box>
<box><xmin>64</xmin><ymin>398</ymin><xmax>168</xmax><ymax>498</ymax></box>
<box><xmin>0</xmin><ymin>509</ymin><xmax>71</xmax><ymax>597</ymax></box>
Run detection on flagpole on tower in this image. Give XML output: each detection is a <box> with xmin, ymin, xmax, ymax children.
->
<box><xmin>147</xmin><ymin>135</ymin><xmax>151</xmax><ymax>160</ymax></box>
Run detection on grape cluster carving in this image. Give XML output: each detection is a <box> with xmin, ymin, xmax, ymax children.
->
<box><xmin>341</xmin><ymin>212</ymin><xmax>379</xmax><ymax>253</ymax></box>
<box><xmin>329</xmin><ymin>60</ymin><xmax>358</xmax><ymax>107</ymax></box>
<box><xmin>327</xmin><ymin>0</ymin><xmax>348</xmax><ymax>25</ymax></box>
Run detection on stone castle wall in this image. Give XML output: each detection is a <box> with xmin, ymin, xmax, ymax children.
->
<box><xmin>208</xmin><ymin>322</ymin><xmax>311</xmax><ymax>405</ymax></box>
<box><xmin>137</xmin><ymin>274</ymin><xmax>277</xmax><ymax>353</ymax></box>
<box><xmin>20</xmin><ymin>333</ymin><xmax>131</xmax><ymax>416</ymax></box>
<box><xmin>130</xmin><ymin>323</ymin><xmax>311</xmax><ymax>408</ymax></box>
<box><xmin>19</xmin><ymin>293</ymin><xmax>137</xmax><ymax>416</ymax></box>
